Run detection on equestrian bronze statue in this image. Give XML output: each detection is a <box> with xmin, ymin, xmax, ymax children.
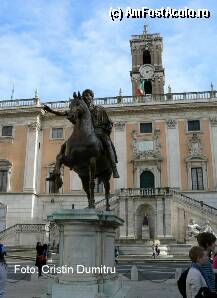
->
<box><xmin>43</xmin><ymin>89</ymin><xmax>119</xmax><ymax>210</ymax></box>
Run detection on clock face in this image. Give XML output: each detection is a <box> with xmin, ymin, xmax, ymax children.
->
<box><xmin>139</xmin><ymin>65</ymin><xmax>154</xmax><ymax>80</ymax></box>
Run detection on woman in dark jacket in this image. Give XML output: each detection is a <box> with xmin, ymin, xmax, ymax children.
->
<box><xmin>42</xmin><ymin>244</ymin><xmax>48</xmax><ymax>266</ymax></box>
<box><xmin>35</xmin><ymin>242</ymin><xmax>44</xmax><ymax>277</ymax></box>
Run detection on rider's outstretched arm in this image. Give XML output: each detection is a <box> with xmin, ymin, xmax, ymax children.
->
<box><xmin>43</xmin><ymin>105</ymin><xmax>68</xmax><ymax>116</ymax></box>
<box><xmin>50</xmin><ymin>110</ymin><xmax>67</xmax><ymax>116</ymax></box>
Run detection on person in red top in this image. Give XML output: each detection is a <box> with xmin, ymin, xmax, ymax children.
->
<box><xmin>35</xmin><ymin>242</ymin><xmax>45</xmax><ymax>277</ymax></box>
<box><xmin>213</xmin><ymin>253</ymin><xmax>217</xmax><ymax>270</ymax></box>
<box><xmin>213</xmin><ymin>248</ymin><xmax>217</xmax><ymax>289</ymax></box>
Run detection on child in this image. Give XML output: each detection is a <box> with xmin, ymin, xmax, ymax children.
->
<box><xmin>186</xmin><ymin>246</ymin><xmax>208</xmax><ymax>298</ymax></box>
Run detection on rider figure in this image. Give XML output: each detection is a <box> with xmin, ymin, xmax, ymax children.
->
<box><xmin>81</xmin><ymin>89</ymin><xmax>119</xmax><ymax>178</ymax></box>
<box><xmin>43</xmin><ymin>89</ymin><xmax>119</xmax><ymax>179</ymax></box>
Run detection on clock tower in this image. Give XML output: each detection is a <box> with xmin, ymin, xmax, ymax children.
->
<box><xmin>130</xmin><ymin>24</ymin><xmax>165</xmax><ymax>96</ymax></box>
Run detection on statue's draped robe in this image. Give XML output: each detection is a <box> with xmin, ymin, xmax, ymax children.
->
<box><xmin>90</xmin><ymin>105</ymin><xmax>113</xmax><ymax>136</ymax></box>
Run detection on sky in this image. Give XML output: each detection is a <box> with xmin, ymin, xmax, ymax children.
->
<box><xmin>0</xmin><ymin>0</ymin><xmax>216</xmax><ymax>101</ymax></box>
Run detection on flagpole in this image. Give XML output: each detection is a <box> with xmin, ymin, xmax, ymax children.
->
<box><xmin>10</xmin><ymin>84</ymin><xmax>14</xmax><ymax>100</ymax></box>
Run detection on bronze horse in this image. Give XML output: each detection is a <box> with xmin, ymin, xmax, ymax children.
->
<box><xmin>44</xmin><ymin>93</ymin><xmax>112</xmax><ymax>210</ymax></box>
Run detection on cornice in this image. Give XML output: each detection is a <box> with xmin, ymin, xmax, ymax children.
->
<box><xmin>1</xmin><ymin>100</ymin><xmax>217</xmax><ymax>119</ymax></box>
<box><xmin>105</xmin><ymin>101</ymin><xmax>217</xmax><ymax>115</ymax></box>
<box><xmin>0</xmin><ymin>106</ymin><xmax>43</xmax><ymax>117</ymax></box>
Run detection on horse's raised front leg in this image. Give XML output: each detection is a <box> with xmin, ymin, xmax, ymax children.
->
<box><xmin>47</xmin><ymin>143</ymin><xmax>66</xmax><ymax>189</ymax></box>
<box><xmin>89</xmin><ymin>157</ymin><xmax>96</xmax><ymax>209</ymax></box>
<box><xmin>54</xmin><ymin>143</ymin><xmax>66</xmax><ymax>175</ymax></box>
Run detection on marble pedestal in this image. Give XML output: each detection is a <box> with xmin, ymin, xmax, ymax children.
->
<box><xmin>48</xmin><ymin>209</ymin><xmax>127</xmax><ymax>298</ymax></box>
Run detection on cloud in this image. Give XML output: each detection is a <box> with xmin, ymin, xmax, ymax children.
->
<box><xmin>67</xmin><ymin>9</ymin><xmax>131</xmax><ymax>97</ymax></box>
<box><xmin>0</xmin><ymin>0</ymin><xmax>216</xmax><ymax>100</ymax></box>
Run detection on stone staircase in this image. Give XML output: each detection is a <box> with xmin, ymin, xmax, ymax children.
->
<box><xmin>172</xmin><ymin>189</ymin><xmax>217</xmax><ymax>218</ymax></box>
<box><xmin>95</xmin><ymin>194</ymin><xmax>119</xmax><ymax>210</ymax></box>
<box><xmin>0</xmin><ymin>223</ymin><xmax>47</xmax><ymax>247</ymax></box>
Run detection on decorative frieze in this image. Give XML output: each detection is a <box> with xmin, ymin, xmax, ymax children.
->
<box><xmin>131</xmin><ymin>129</ymin><xmax>162</xmax><ymax>161</ymax></box>
<box><xmin>28</xmin><ymin>121</ymin><xmax>41</xmax><ymax>131</ymax></box>
<box><xmin>166</xmin><ymin>119</ymin><xmax>177</xmax><ymax>129</ymax></box>
<box><xmin>114</xmin><ymin>121</ymin><xmax>125</xmax><ymax>131</ymax></box>
<box><xmin>131</xmin><ymin>43</ymin><xmax>140</xmax><ymax>50</ymax></box>
<box><xmin>131</xmin><ymin>73</ymin><xmax>140</xmax><ymax>82</ymax></box>
<box><xmin>187</xmin><ymin>133</ymin><xmax>202</xmax><ymax>155</ymax></box>
<box><xmin>210</xmin><ymin>117</ymin><xmax>217</xmax><ymax>127</ymax></box>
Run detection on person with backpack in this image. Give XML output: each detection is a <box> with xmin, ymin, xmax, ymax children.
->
<box><xmin>0</xmin><ymin>244</ymin><xmax>7</xmax><ymax>298</ymax></box>
<box><xmin>186</xmin><ymin>246</ymin><xmax>209</xmax><ymax>297</ymax></box>
<box><xmin>178</xmin><ymin>232</ymin><xmax>217</xmax><ymax>297</ymax></box>
<box><xmin>197</xmin><ymin>232</ymin><xmax>216</xmax><ymax>293</ymax></box>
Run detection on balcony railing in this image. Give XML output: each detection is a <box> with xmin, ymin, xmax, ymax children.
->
<box><xmin>131</xmin><ymin>33</ymin><xmax>161</xmax><ymax>40</ymax></box>
<box><xmin>119</xmin><ymin>187</ymin><xmax>173</xmax><ymax>197</ymax></box>
<box><xmin>0</xmin><ymin>91</ymin><xmax>216</xmax><ymax>110</ymax></box>
<box><xmin>0</xmin><ymin>98</ymin><xmax>39</xmax><ymax>109</ymax></box>
<box><xmin>38</xmin><ymin>91</ymin><xmax>217</xmax><ymax>110</ymax></box>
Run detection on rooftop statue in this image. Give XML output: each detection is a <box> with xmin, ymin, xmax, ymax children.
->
<box><xmin>43</xmin><ymin>89</ymin><xmax>119</xmax><ymax>210</ymax></box>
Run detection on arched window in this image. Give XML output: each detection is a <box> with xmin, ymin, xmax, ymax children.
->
<box><xmin>144</xmin><ymin>80</ymin><xmax>152</xmax><ymax>94</ymax></box>
<box><xmin>0</xmin><ymin>160</ymin><xmax>12</xmax><ymax>192</ymax></box>
<box><xmin>143</xmin><ymin>50</ymin><xmax>151</xmax><ymax>64</ymax></box>
<box><xmin>140</xmin><ymin>171</ymin><xmax>155</xmax><ymax>189</ymax></box>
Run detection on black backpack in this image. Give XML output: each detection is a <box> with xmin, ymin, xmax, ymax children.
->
<box><xmin>177</xmin><ymin>268</ymin><xmax>190</xmax><ymax>298</ymax></box>
<box><xmin>196</xmin><ymin>287</ymin><xmax>217</xmax><ymax>298</ymax></box>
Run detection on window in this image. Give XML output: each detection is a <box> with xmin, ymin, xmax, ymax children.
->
<box><xmin>52</xmin><ymin>128</ymin><xmax>63</xmax><ymax>139</ymax></box>
<box><xmin>0</xmin><ymin>159</ymin><xmax>12</xmax><ymax>192</ymax></box>
<box><xmin>47</xmin><ymin>165</ymin><xmax>60</xmax><ymax>194</ymax></box>
<box><xmin>140</xmin><ymin>171</ymin><xmax>155</xmax><ymax>188</ymax></box>
<box><xmin>144</xmin><ymin>80</ymin><xmax>152</xmax><ymax>95</ymax></box>
<box><xmin>0</xmin><ymin>160</ymin><xmax>11</xmax><ymax>192</ymax></box>
<box><xmin>2</xmin><ymin>126</ymin><xmax>13</xmax><ymax>137</ymax></box>
<box><xmin>0</xmin><ymin>170</ymin><xmax>7</xmax><ymax>192</ymax></box>
<box><xmin>94</xmin><ymin>178</ymin><xmax>103</xmax><ymax>193</ymax></box>
<box><xmin>188</xmin><ymin>120</ymin><xmax>200</xmax><ymax>132</ymax></box>
<box><xmin>143</xmin><ymin>50</ymin><xmax>151</xmax><ymax>64</ymax></box>
<box><xmin>191</xmin><ymin>167</ymin><xmax>204</xmax><ymax>190</ymax></box>
<box><xmin>140</xmin><ymin>123</ymin><xmax>152</xmax><ymax>134</ymax></box>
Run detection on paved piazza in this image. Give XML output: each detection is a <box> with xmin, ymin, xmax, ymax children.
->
<box><xmin>5</xmin><ymin>255</ymin><xmax>187</xmax><ymax>298</ymax></box>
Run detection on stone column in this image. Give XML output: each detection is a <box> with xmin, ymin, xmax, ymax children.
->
<box><xmin>209</xmin><ymin>117</ymin><xmax>217</xmax><ymax>188</ymax></box>
<box><xmin>127</xmin><ymin>198</ymin><xmax>135</xmax><ymax>239</ymax></box>
<box><xmin>177</xmin><ymin>207</ymin><xmax>186</xmax><ymax>243</ymax></box>
<box><xmin>23</xmin><ymin>119</ymin><xmax>40</xmax><ymax>193</ymax></box>
<box><xmin>164</xmin><ymin>197</ymin><xmax>173</xmax><ymax>239</ymax></box>
<box><xmin>114</xmin><ymin>122</ymin><xmax>126</xmax><ymax>191</ymax></box>
<box><xmin>119</xmin><ymin>197</ymin><xmax>127</xmax><ymax>239</ymax></box>
<box><xmin>156</xmin><ymin>198</ymin><xmax>164</xmax><ymax>239</ymax></box>
<box><xmin>165</xmin><ymin>119</ymin><xmax>181</xmax><ymax>188</ymax></box>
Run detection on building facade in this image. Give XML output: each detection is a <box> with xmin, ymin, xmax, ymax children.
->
<box><xmin>0</xmin><ymin>26</ymin><xmax>217</xmax><ymax>246</ymax></box>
